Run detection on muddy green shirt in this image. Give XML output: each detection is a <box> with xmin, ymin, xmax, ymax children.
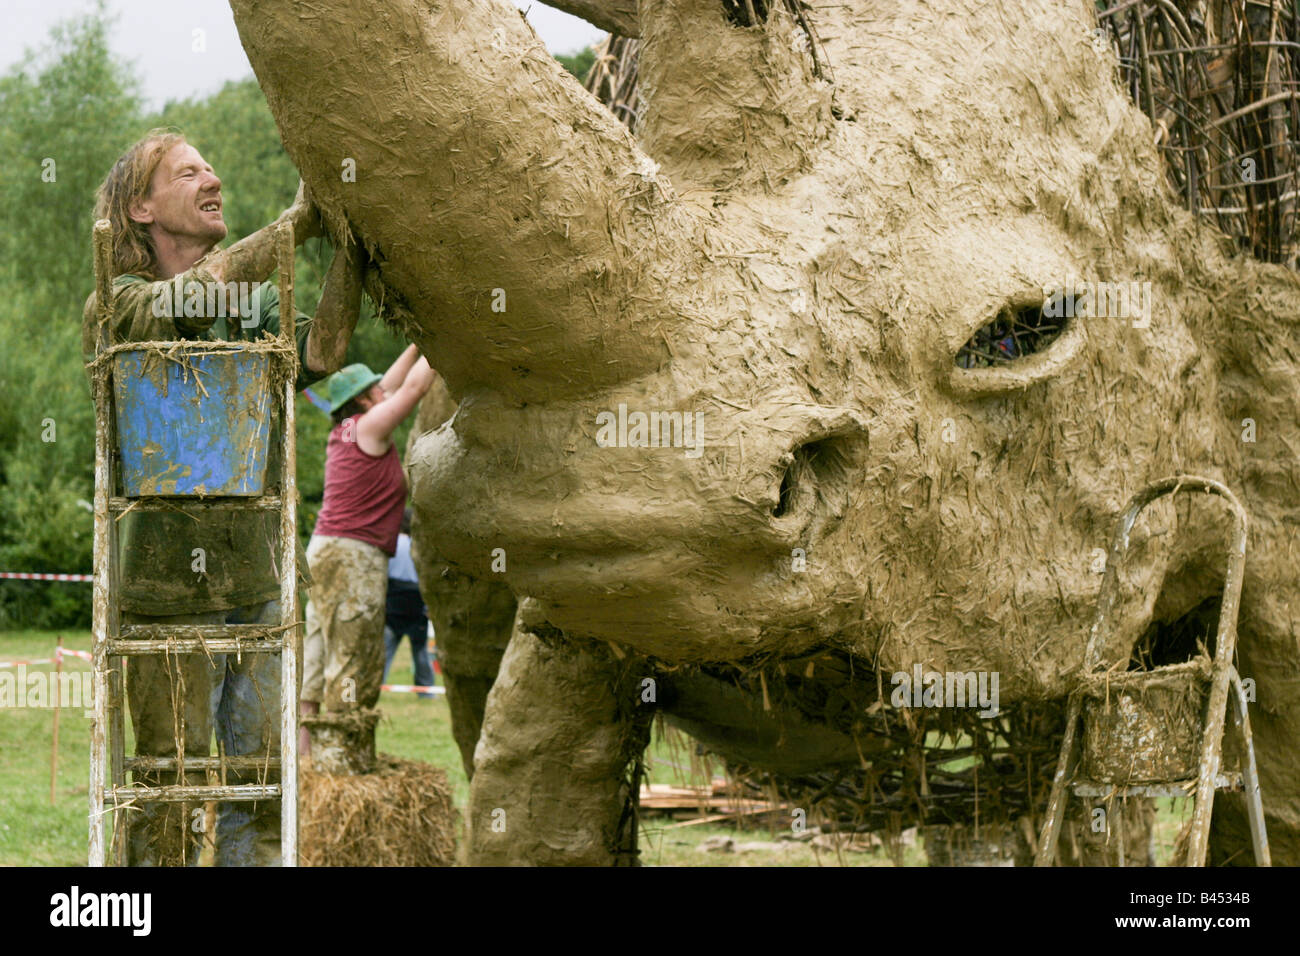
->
<box><xmin>82</xmin><ymin>265</ymin><xmax>326</xmax><ymax>615</ymax></box>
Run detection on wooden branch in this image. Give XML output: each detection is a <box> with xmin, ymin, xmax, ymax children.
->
<box><xmin>545</xmin><ymin>0</ymin><xmax>639</xmax><ymax>37</ymax></box>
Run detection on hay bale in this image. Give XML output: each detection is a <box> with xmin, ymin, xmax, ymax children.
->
<box><xmin>300</xmin><ymin>755</ymin><xmax>458</xmax><ymax>866</ymax></box>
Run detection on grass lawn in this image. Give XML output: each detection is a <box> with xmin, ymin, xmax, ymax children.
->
<box><xmin>1</xmin><ymin>629</ymin><xmax>1192</xmax><ymax>866</ymax></box>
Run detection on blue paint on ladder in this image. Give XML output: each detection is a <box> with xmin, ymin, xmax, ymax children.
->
<box><xmin>113</xmin><ymin>349</ymin><xmax>273</xmax><ymax>497</ymax></box>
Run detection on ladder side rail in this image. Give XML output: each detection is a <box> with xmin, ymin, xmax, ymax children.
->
<box><xmin>107</xmin><ymin>434</ymin><xmax>128</xmax><ymax>867</ymax></box>
<box><xmin>88</xmin><ymin>220</ymin><xmax>114</xmax><ymax>867</ymax></box>
<box><xmin>1228</xmin><ymin>667</ymin><xmax>1271</xmax><ymax>866</ymax></box>
<box><xmin>1032</xmin><ymin>691</ymin><xmax>1085</xmax><ymax>866</ymax></box>
<box><xmin>276</xmin><ymin>221</ymin><xmax>300</xmax><ymax>867</ymax></box>
<box><xmin>1184</xmin><ymin>482</ymin><xmax>1248</xmax><ymax>866</ymax></box>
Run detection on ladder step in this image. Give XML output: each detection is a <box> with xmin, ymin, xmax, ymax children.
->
<box><xmin>1073</xmin><ymin>773</ymin><xmax>1243</xmax><ymax>799</ymax></box>
<box><xmin>108</xmin><ymin>495</ymin><xmax>283</xmax><ymax>512</ymax></box>
<box><xmin>110</xmin><ymin>624</ymin><xmax>286</xmax><ymax>655</ymax></box>
<box><xmin>125</xmin><ymin>756</ymin><xmax>281</xmax><ymax>772</ymax></box>
<box><xmin>104</xmin><ymin>783</ymin><xmax>281</xmax><ymax>803</ymax></box>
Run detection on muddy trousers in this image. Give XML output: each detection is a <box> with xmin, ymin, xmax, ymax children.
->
<box><xmin>302</xmin><ymin>535</ymin><xmax>388</xmax><ymax>713</ymax></box>
<box><xmin>121</xmin><ymin>599</ymin><xmax>281</xmax><ymax>867</ymax></box>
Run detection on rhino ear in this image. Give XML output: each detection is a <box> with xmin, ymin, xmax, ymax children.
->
<box><xmin>945</xmin><ymin>291</ymin><xmax>1087</xmax><ymax>398</ymax></box>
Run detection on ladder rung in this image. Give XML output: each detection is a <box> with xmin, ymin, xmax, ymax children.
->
<box><xmin>1073</xmin><ymin>773</ymin><xmax>1242</xmax><ymax>798</ymax></box>
<box><xmin>126</xmin><ymin>756</ymin><xmax>281</xmax><ymax>772</ymax></box>
<box><xmin>104</xmin><ymin>783</ymin><xmax>281</xmax><ymax>803</ymax></box>
<box><xmin>109</xmin><ymin>624</ymin><xmax>286</xmax><ymax>655</ymax></box>
<box><xmin>108</xmin><ymin>495</ymin><xmax>282</xmax><ymax>512</ymax></box>
<box><xmin>108</xmin><ymin>637</ymin><xmax>284</xmax><ymax>655</ymax></box>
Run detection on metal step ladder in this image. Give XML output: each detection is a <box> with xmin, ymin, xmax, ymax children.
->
<box><xmin>88</xmin><ymin>220</ymin><xmax>301</xmax><ymax>866</ymax></box>
<box><xmin>1035</xmin><ymin>475</ymin><xmax>1270</xmax><ymax>867</ymax></box>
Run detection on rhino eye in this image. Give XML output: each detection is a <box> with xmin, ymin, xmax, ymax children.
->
<box><xmin>947</xmin><ymin>292</ymin><xmax>1087</xmax><ymax>398</ymax></box>
<box><xmin>954</xmin><ymin>296</ymin><xmax>1071</xmax><ymax>369</ymax></box>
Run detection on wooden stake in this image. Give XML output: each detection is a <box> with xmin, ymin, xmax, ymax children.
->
<box><xmin>50</xmin><ymin>635</ymin><xmax>62</xmax><ymax>805</ymax></box>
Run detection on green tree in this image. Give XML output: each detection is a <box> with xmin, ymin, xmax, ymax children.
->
<box><xmin>0</xmin><ymin>1</ymin><xmax>141</xmax><ymax>301</ymax></box>
<box><xmin>0</xmin><ymin>4</ymin><xmax>140</xmax><ymax>628</ymax></box>
<box><xmin>0</xmin><ymin>6</ymin><xmax>438</xmax><ymax>628</ymax></box>
<box><xmin>554</xmin><ymin>46</ymin><xmax>596</xmax><ymax>82</ymax></box>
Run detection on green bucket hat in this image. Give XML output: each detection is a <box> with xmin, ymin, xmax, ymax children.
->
<box><xmin>327</xmin><ymin>363</ymin><xmax>383</xmax><ymax>412</ymax></box>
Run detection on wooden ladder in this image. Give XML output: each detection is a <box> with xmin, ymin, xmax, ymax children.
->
<box><xmin>88</xmin><ymin>220</ymin><xmax>302</xmax><ymax>866</ymax></box>
<box><xmin>1034</xmin><ymin>476</ymin><xmax>1269</xmax><ymax>867</ymax></box>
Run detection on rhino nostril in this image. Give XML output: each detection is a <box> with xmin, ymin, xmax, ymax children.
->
<box><xmin>771</xmin><ymin>438</ymin><xmax>853</xmax><ymax>522</ymax></box>
<box><xmin>773</xmin><ymin>452</ymin><xmax>808</xmax><ymax>518</ymax></box>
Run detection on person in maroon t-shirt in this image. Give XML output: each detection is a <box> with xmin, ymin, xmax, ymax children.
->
<box><xmin>300</xmin><ymin>344</ymin><xmax>436</xmax><ymax>765</ymax></box>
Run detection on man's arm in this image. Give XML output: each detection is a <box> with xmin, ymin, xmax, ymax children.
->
<box><xmin>379</xmin><ymin>343</ymin><xmax>420</xmax><ymax>394</ymax></box>
<box><xmin>357</xmin><ymin>356</ymin><xmax>437</xmax><ymax>455</ymax></box>
<box><xmin>81</xmin><ymin>272</ymin><xmax>219</xmax><ymax>365</ymax></box>
<box><xmin>303</xmin><ymin>239</ymin><xmax>366</xmax><ymax>376</ymax></box>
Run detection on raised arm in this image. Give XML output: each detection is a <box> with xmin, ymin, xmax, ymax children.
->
<box><xmin>379</xmin><ymin>343</ymin><xmax>421</xmax><ymax>393</ymax></box>
<box><xmin>357</xmin><ymin>356</ymin><xmax>437</xmax><ymax>455</ymax></box>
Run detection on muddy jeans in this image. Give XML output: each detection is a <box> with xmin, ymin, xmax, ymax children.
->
<box><xmin>122</xmin><ymin>599</ymin><xmax>281</xmax><ymax>867</ymax></box>
<box><xmin>302</xmin><ymin>535</ymin><xmax>388</xmax><ymax>712</ymax></box>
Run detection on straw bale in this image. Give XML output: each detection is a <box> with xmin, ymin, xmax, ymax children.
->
<box><xmin>300</xmin><ymin>755</ymin><xmax>458</xmax><ymax>867</ymax></box>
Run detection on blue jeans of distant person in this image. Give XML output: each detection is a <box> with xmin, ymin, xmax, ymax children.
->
<box><xmin>379</xmin><ymin>580</ymin><xmax>431</xmax><ymax>697</ymax></box>
<box><xmin>122</xmin><ymin>598</ymin><xmax>282</xmax><ymax>867</ymax></box>
<box><xmin>383</xmin><ymin>624</ymin><xmax>435</xmax><ymax>698</ymax></box>
<box><xmin>382</xmin><ymin>580</ymin><xmax>433</xmax><ymax>698</ymax></box>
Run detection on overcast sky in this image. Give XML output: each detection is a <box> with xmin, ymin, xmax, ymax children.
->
<box><xmin>3</xmin><ymin>0</ymin><xmax>606</xmax><ymax>109</ymax></box>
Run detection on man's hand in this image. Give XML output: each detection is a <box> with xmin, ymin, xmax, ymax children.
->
<box><xmin>282</xmin><ymin>179</ymin><xmax>325</xmax><ymax>245</ymax></box>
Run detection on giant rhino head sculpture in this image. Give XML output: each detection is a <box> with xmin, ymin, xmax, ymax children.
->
<box><xmin>232</xmin><ymin>0</ymin><xmax>1300</xmax><ymax>863</ymax></box>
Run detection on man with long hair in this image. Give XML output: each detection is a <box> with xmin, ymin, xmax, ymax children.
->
<box><xmin>82</xmin><ymin>128</ymin><xmax>365</xmax><ymax>866</ymax></box>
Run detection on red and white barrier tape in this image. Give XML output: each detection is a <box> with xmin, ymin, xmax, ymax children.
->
<box><xmin>5</xmin><ymin>656</ymin><xmax>433</xmax><ymax>693</ymax></box>
<box><xmin>5</xmin><ymin>649</ymin><xmax>431</xmax><ymax>682</ymax></box>
<box><xmin>381</xmin><ymin>684</ymin><xmax>444</xmax><ymax>696</ymax></box>
<box><xmin>0</xmin><ymin>572</ymin><xmax>93</xmax><ymax>582</ymax></box>
<box><xmin>0</xmin><ymin>647</ymin><xmax>93</xmax><ymax>670</ymax></box>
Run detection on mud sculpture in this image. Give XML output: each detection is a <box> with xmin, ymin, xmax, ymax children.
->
<box><xmin>231</xmin><ymin>0</ymin><xmax>1300</xmax><ymax>865</ymax></box>
<box><xmin>403</xmin><ymin>380</ymin><xmax>516</xmax><ymax>778</ymax></box>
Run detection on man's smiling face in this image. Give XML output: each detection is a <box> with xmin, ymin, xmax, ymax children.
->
<box><xmin>129</xmin><ymin>141</ymin><xmax>226</xmax><ymax>247</ymax></box>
